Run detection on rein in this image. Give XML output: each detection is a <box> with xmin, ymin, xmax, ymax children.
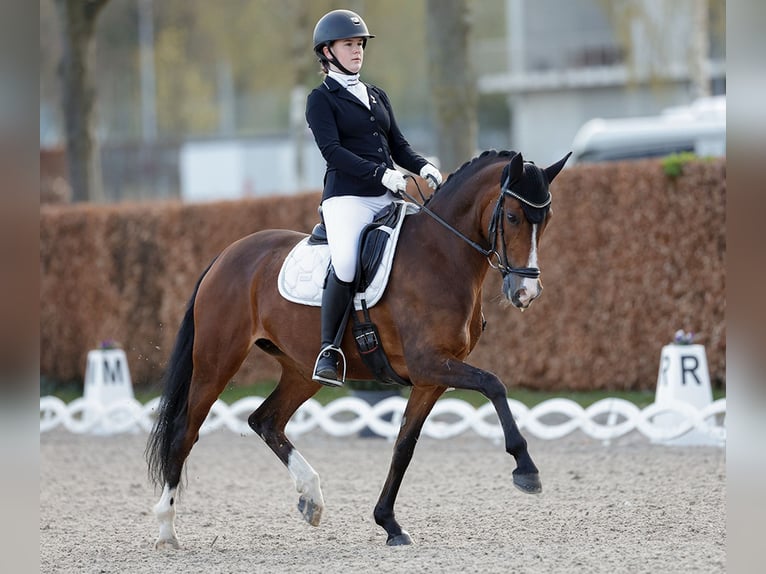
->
<box><xmin>401</xmin><ymin>176</ymin><xmax>541</xmax><ymax>280</ymax></box>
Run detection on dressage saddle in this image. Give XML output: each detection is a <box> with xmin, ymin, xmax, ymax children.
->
<box><xmin>310</xmin><ymin>201</ymin><xmax>411</xmax><ymax>387</ymax></box>
<box><xmin>309</xmin><ymin>201</ymin><xmax>400</xmax><ymax>293</ymax></box>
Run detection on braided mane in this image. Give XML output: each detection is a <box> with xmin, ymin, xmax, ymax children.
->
<box><xmin>426</xmin><ymin>150</ymin><xmax>516</xmax><ymax>204</ymax></box>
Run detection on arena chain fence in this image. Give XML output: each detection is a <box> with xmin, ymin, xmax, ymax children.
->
<box><xmin>39</xmin><ymin>395</ymin><xmax>726</xmax><ymax>446</ymax></box>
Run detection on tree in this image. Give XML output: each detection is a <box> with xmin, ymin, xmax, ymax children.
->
<box><xmin>54</xmin><ymin>0</ymin><xmax>111</xmax><ymax>202</ymax></box>
<box><xmin>425</xmin><ymin>0</ymin><xmax>477</xmax><ymax>172</ymax></box>
<box><xmin>286</xmin><ymin>0</ymin><xmax>312</xmax><ymax>188</ymax></box>
<box><xmin>598</xmin><ymin>0</ymin><xmax>724</xmax><ymax>97</ymax></box>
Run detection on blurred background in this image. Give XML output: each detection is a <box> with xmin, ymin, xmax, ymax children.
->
<box><xmin>38</xmin><ymin>0</ymin><xmax>729</xmax><ymax>395</ymax></box>
<box><xmin>39</xmin><ymin>0</ymin><xmax>725</xmax><ymax>204</ymax></box>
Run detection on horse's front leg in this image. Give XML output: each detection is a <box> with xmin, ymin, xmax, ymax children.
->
<box><xmin>422</xmin><ymin>360</ymin><xmax>541</xmax><ymax>493</ymax></box>
<box><xmin>374</xmin><ymin>385</ymin><xmax>445</xmax><ymax>546</ymax></box>
<box><xmin>487</xmin><ymin>373</ymin><xmax>541</xmax><ymax>493</ymax></box>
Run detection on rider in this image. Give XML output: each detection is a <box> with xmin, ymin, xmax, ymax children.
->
<box><xmin>306</xmin><ymin>9</ymin><xmax>442</xmax><ymax>386</ymax></box>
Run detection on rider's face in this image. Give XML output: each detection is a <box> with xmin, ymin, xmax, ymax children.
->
<box><xmin>324</xmin><ymin>37</ymin><xmax>364</xmax><ymax>74</ymax></box>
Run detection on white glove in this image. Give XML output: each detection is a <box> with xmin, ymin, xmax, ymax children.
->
<box><xmin>420</xmin><ymin>163</ymin><xmax>443</xmax><ymax>189</ymax></box>
<box><xmin>381</xmin><ymin>169</ymin><xmax>407</xmax><ymax>194</ymax></box>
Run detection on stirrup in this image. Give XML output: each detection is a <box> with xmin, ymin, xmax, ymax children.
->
<box><xmin>312</xmin><ymin>345</ymin><xmax>347</xmax><ymax>387</ymax></box>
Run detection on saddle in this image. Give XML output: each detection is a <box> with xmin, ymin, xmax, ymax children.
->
<box><xmin>356</xmin><ymin>204</ymin><xmax>413</xmax><ymax>386</ymax></box>
<box><xmin>278</xmin><ymin>201</ymin><xmax>418</xmax><ymax>309</ymax></box>
<box><xmin>308</xmin><ymin>200</ymin><xmax>401</xmax><ymax>293</ymax></box>
<box><xmin>278</xmin><ymin>201</ymin><xmax>417</xmax><ymax>387</ymax></box>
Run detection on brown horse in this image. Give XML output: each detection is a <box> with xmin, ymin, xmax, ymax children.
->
<box><xmin>146</xmin><ymin>149</ymin><xmax>571</xmax><ymax>548</ymax></box>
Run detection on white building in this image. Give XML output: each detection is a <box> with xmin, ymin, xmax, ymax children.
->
<box><xmin>476</xmin><ymin>0</ymin><xmax>725</xmax><ymax>165</ymax></box>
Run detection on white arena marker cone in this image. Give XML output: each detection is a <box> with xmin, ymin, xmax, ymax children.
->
<box><xmin>653</xmin><ymin>331</ymin><xmax>720</xmax><ymax>446</ymax></box>
<box><xmin>83</xmin><ymin>347</ymin><xmax>137</xmax><ymax>435</ymax></box>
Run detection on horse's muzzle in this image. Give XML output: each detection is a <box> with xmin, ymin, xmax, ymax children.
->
<box><xmin>504</xmin><ymin>276</ymin><xmax>543</xmax><ymax>309</ymax></box>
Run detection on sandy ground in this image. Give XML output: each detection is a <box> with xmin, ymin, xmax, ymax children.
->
<box><xmin>40</xmin><ymin>429</ymin><xmax>725</xmax><ymax>573</ymax></box>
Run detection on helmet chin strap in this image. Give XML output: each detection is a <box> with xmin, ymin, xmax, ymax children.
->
<box><xmin>325</xmin><ymin>46</ymin><xmax>356</xmax><ymax>75</ymax></box>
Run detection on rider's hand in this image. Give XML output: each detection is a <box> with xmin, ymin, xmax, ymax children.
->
<box><xmin>420</xmin><ymin>163</ymin><xmax>443</xmax><ymax>190</ymax></box>
<box><xmin>381</xmin><ymin>169</ymin><xmax>407</xmax><ymax>194</ymax></box>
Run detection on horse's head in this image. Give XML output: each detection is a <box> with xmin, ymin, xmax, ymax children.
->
<box><xmin>489</xmin><ymin>151</ymin><xmax>571</xmax><ymax>310</ymax></box>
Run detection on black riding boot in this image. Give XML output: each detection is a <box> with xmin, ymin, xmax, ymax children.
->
<box><xmin>312</xmin><ymin>272</ymin><xmax>355</xmax><ymax>386</ymax></box>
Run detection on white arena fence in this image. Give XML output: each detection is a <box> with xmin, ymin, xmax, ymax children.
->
<box><xmin>39</xmin><ymin>395</ymin><xmax>726</xmax><ymax>445</ymax></box>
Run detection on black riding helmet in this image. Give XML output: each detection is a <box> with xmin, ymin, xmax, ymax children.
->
<box><xmin>313</xmin><ymin>9</ymin><xmax>375</xmax><ymax>75</ymax></box>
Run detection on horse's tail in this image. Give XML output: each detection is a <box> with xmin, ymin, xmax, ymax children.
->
<box><xmin>145</xmin><ymin>258</ymin><xmax>216</xmax><ymax>487</ymax></box>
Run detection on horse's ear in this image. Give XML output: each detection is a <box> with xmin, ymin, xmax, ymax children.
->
<box><xmin>544</xmin><ymin>151</ymin><xmax>572</xmax><ymax>183</ymax></box>
<box><xmin>509</xmin><ymin>151</ymin><xmax>524</xmax><ymax>181</ymax></box>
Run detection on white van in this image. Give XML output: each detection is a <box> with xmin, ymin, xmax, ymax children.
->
<box><xmin>571</xmin><ymin>96</ymin><xmax>726</xmax><ymax>163</ymax></box>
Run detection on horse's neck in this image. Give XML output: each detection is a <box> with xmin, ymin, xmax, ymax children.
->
<box><xmin>405</xmin><ymin>196</ymin><xmax>491</xmax><ymax>289</ymax></box>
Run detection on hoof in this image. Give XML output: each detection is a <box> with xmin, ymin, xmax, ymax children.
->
<box><xmin>386</xmin><ymin>531</ymin><xmax>413</xmax><ymax>546</ymax></box>
<box><xmin>512</xmin><ymin>472</ymin><xmax>542</xmax><ymax>494</ymax></box>
<box><xmin>297</xmin><ymin>494</ymin><xmax>322</xmax><ymax>527</ymax></box>
<box><xmin>154</xmin><ymin>537</ymin><xmax>180</xmax><ymax>550</ymax></box>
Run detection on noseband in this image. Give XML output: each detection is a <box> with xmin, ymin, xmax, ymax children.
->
<box><xmin>402</xmin><ymin>172</ymin><xmax>549</xmax><ymax>280</ymax></box>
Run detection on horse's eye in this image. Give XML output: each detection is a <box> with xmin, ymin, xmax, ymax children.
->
<box><xmin>506</xmin><ymin>212</ymin><xmax>519</xmax><ymax>224</ymax></box>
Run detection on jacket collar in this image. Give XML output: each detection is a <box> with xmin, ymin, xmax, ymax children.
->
<box><xmin>322</xmin><ymin>75</ymin><xmax>374</xmax><ymax>108</ymax></box>
<box><xmin>322</xmin><ymin>75</ymin><xmax>344</xmax><ymax>92</ymax></box>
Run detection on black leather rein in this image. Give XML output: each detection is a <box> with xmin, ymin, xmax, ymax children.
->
<box><xmin>401</xmin><ymin>176</ymin><xmax>542</xmax><ymax>280</ymax></box>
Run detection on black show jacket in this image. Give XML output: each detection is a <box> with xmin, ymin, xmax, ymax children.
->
<box><xmin>306</xmin><ymin>76</ymin><xmax>428</xmax><ymax>202</ymax></box>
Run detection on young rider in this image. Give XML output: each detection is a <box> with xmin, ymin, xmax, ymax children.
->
<box><xmin>306</xmin><ymin>9</ymin><xmax>442</xmax><ymax>386</ymax></box>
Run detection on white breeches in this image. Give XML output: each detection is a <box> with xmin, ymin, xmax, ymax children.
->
<box><xmin>321</xmin><ymin>192</ymin><xmax>398</xmax><ymax>283</ymax></box>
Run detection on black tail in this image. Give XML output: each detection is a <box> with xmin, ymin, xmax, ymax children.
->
<box><xmin>145</xmin><ymin>258</ymin><xmax>216</xmax><ymax>487</ymax></box>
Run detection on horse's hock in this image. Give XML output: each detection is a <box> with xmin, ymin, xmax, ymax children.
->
<box><xmin>39</xmin><ymin>158</ymin><xmax>726</xmax><ymax>392</ymax></box>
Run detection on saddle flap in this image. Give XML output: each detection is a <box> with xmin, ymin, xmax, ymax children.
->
<box><xmin>357</xmin><ymin>204</ymin><xmax>402</xmax><ymax>291</ymax></box>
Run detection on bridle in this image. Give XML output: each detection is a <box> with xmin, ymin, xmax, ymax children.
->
<box><xmin>401</xmin><ymin>173</ymin><xmax>547</xmax><ymax>280</ymax></box>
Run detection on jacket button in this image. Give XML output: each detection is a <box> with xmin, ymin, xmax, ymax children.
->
<box><xmin>369</xmin><ymin>116</ymin><xmax>375</xmax><ymax>121</ymax></box>
<box><xmin>377</xmin><ymin>148</ymin><xmax>383</xmax><ymax>152</ymax></box>
<box><xmin>373</xmin><ymin>132</ymin><xmax>378</xmax><ymax>136</ymax></box>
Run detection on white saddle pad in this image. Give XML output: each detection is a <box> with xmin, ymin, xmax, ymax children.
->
<box><xmin>278</xmin><ymin>201</ymin><xmax>419</xmax><ymax>309</ymax></box>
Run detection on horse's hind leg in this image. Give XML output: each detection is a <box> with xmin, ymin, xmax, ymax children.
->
<box><xmin>247</xmin><ymin>366</ymin><xmax>324</xmax><ymax>526</ymax></box>
<box><xmin>151</xmin><ymin>323</ymin><xmax>252</xmax><ymax>549</ymax></box>
<box><xmin>152</xmin><ymin>365</ymin><xmax>247</xmax><ymax>548</ymax></box>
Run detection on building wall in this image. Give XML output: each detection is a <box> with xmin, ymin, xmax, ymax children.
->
<box><xmin>480</xmin><ymin>0</ymin><xmax>725</xmax><ymax>165</ymax></box>
<box><xmin>509</xmin><ymin>83</ymin><xmax>692</xmax><ymax>165</ymax></box>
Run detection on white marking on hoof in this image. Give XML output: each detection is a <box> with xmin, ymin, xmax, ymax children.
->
<box><xmin>153</xmin><ymin>484</ymin><xmax>180</xmax><ymax>549</ymax></box>
<box><xmin>154</xmin><ymin>536</ymin><xmax>180</xmax><ymax>550</ymax></box>
<box><xmin>288</xmin><ymin>450</ymin><xmax>324</xmax><ymax>526</ymax></box>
